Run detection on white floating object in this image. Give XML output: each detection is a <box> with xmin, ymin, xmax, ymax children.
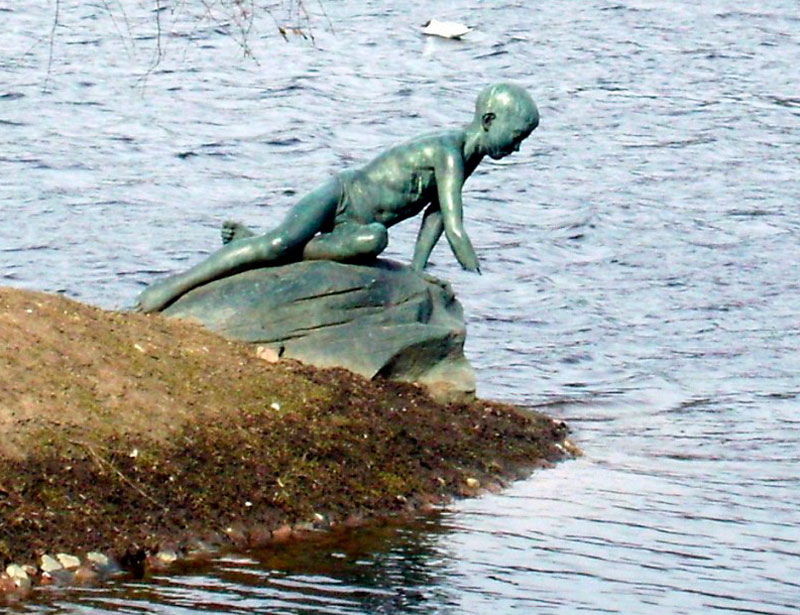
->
<box><xmin>421</xmin><ymin>19</ymin><xmax>473</xmax><ymax>39</ymax></box>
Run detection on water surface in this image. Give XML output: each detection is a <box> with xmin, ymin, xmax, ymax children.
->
<box><xmin>2</xmin><ymin>1</ymin><xmax>799</xmax><ymax>613</ymax></box>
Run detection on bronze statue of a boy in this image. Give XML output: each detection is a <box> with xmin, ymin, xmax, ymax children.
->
<box><xmin>136</xmin><ymin>83</ymin><xmax>539</xmax><ymax>312</ymax></box>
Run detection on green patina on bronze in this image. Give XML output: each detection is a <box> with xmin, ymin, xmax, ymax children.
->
<box><xmin>136</xmin><ymin>84</ymin><xmax>539</xmax><ymax>313</ymax></box>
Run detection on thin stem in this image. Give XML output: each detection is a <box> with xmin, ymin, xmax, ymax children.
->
<box><xmin>43</xmin><ymin>0</ymin><xmax>60</xmax><ymax>93</ymax></box>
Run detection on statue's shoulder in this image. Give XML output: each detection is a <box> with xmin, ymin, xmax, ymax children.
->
<box><xmin>358</xmin><ymin>130</ymin><xmax>466</xmax><ymax>178</ymax></box>
<box><xmin>408</xmin><ymin>128</ymin><xmax>465</xmax><ymax>148</ymax></box>
<box><xmin>385</xmin><ymin>130</ymin><xmax>466</xmax><ymax>165</ymax></box>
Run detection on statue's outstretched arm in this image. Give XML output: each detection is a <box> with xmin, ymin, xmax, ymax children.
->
<box><xmin>412</xmin><ymin>206</ymin><xmax>443</xmax><ymax>271</ymax></box>
<box><xmin>435</xmin><ymin>151</ymin><xmax>480</xmax><ymax>273</ymax></box>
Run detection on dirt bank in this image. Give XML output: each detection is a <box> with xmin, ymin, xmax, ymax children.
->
<box><xmin>0</xmin><ymin>286</ymin><xmax>575</xmax><ymax>592</ymax></box>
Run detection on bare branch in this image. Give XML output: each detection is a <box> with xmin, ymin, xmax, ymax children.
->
<box><xmin>72</xmin><ymin>0</ymin><xmax>330</xmax><ymax>87</ymax></box>
<box><xmin>43</xmin><ymin>0</ymin><xmax>60</xmax><ymax>92</ymax></box>
<box><xmin>315</xmin><ymin>0</ymin><xmax>335</xmax><ymax>34</ymax></box>
<box><xmin>101</xmin><ymin>0</ymin><xmax>136</xmax><ymax>57</ymax></box>
<box><xmin>153</xmin><ymin>0</ymin><xmax>164</xmax><ymax>67</ymax></box>
<box><xmin>69</xmin><ymin>439</ymin><xmax>169</xmax><ymax>512</ymax></box>
<box><xmin>296</xmin><ymin>0</ymin><xmax>316</xmax><ymax>44</ymax></box>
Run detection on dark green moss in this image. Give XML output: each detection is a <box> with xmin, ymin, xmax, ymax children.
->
<box><xmin>1</xmin><ymin>372</ymin><xmax>568</xmax><ymax>565</ymax></box>
<box><xmin>0</xmin><ymin>287</ymin><xmax>572</xmax><ymax>568</ymax></box>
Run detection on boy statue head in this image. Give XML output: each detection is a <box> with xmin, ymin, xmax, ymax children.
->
<box><xmin>474</xmin><ymin>83</ymin><xmax>540</xmax><ymax>160</ymax></box>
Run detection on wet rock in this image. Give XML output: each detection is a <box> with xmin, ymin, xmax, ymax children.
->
<box><xmin>224</xmin><ymin>524</ymin><xmax>248</xmax><ymax>548</ymax></box>
<box><xmin>247</xmin><ymin>526</ymin><xmax>272</xmax><ymax>548</ymax></box>
<box><xmin>42</xmin><ymin>568</ymin><xmax>75</xmax><ymax>586</ymax></box>
<box><xmin>5</xmin><ymin>565</ymin><xmax>26</xmax><ymax>581</ymax></box>
<box><xmin>343</xmin><ymin>513</ymin><xmax>365</xmax><ymax>528</ymax></box>
<box><xmin>312</xmin><ymin>512</ymin><xmax>326</xmax><ymax>527</ymax></box>
<box><xmin>560</xmin><ymin>438</ymin><xmax>582</xmax><ymax>456</ymax></box>
<box><xmin>146</xmin><ymin>550</ymin><xmax>177</xmax><ymax>571</ymax></box>
<box><xmin>22</xmin><ymin>565</ymin><xmax>37</xmax><ymax>578</ymax></box>
<box><xmin>485</xmin><ymin>480</ymin><xmax>504</xmax><ymax>494</ymax></box>
<box><xmin>0</xmin><ymin>573</ymin><xmax>17</xmax><ymax>595</ymax></box>
<box><xmin>162</xmin><ymin>259</ymin><xmax>475</xmax><ymax>401</ymax></box>
<box><xmin>156</xmin><ymin>550</ymin><xmax>178</xmax><ymax>565</ymax></box>
<box><xmin>293</xmin><ymin>521</ymin><xmax>315</xmax><ymax>534</ymax></box>
<box><xmin>255</xmin><ymin>345</ymin><xmax>280</xmax><ymax>363</ymax></box>
<box><xmin>39</xmin><ymin>554</ymin><xmax>62</xmax><ymax>574</ymax></box>
<box><xmin>85</xmin><ymin>552</ymin><xmax>113</xmax><ymax>573</ymax></box>
<box><xmin>86</xmin><ymin>552</ymin><xmax>107</xmax><ymax>566</ymax></box>
<box><xmin>72</xmin><ymin>566</ymin><xmax>98</xmax><ymax>585</ymax></box>
<box><xmin>5</xmin><ymin>564</ymin><xmax>30</xmax><ymax>591</ymax></box>
<box><xmin>184</xmin><ymin>536</ymin><xmax>219</xmax><ymax>560</ymax></box>
<box><xmin>270</xmin><ymin>524</ymin><xmax>292</xmax><ymax>543</ymax></box>
<box><xmin>56</xmin><ymin>553</ymin><xmax>81</xmax><ymax>570</ymax></box>
<box><xmin>119</xmin><ymin>549</ymin><xmax>146</xmax><ymax>577</ymax></box>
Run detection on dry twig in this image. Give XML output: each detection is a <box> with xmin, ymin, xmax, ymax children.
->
<box><xmin>68</xmin><ymin>439</ymin><xmax>169</xmax><ymax>512</ymax></box>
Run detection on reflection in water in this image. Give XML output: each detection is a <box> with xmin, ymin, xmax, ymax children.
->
<box><xmin>2</xmin><ymin>0</ymin><xmax>800</xmax><ymax>613</ymax></box>
<box><xmin>26</xmin><ymin>520</ymin><xmax>458</xmax><ymax>614</ymax></box>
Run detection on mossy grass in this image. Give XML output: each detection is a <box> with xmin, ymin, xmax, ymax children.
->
<box><xmin>0</xmin><ymin>287</ymin><xmax>572</xmax><ymax>570</ymax></box>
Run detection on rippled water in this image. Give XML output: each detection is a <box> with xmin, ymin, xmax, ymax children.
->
<box><xmin>2</xmin><ymin>1</ymin><xmax>799</xmax><ymax>613</ymax></box>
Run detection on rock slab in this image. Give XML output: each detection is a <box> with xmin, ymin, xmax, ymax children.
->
<box><xmin>162</xmin><ymin>259</ymin><xmax>475</xmax><ymax>400</ymax></box>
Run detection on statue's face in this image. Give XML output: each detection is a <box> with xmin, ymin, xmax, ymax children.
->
<box><xmin>475</xmin><ymin>85</ymin><xmax>539</xmax><ymax>160</ymax></box>
<box><xmin>486</xmin><ymin>114</ymin><xmax>537</xmax><ymax>160</ymax></box>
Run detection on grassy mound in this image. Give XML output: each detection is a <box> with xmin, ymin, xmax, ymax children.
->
<box><xmin>0</xmin><ymin>286</ymin><xmax>573</xmax><ymax>570</ymax></box>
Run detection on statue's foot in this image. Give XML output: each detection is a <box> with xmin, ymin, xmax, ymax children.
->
<box><xmin>135</xmin><ymin>280</ymin><xmax>177</xmax><ymax>314</ymax></box>
<box><xmin>420</xmin><ymin>270</ymin><xmax>453</xmax><ymax>294</ymax></box>
<box><xmin>221</xmin><ymin>220</ymin><xmax>256</xmax><ymax>245</ymax></box>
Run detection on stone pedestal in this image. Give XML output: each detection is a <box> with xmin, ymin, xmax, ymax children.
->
<box><xmin>163</xmin><ymin>259</ymin><xmax>475</xmax><ymax>401</ymax></box>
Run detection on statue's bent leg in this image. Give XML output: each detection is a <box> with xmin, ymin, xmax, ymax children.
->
<box><xmin>303</xmin><ymin>222</ymin><xmax>388</xmax><ymax>262</ymax></box>
<box><xmin>136</xmin><ymin>179</ymin><xmax>341</xmax><ymax>312</ymax></box>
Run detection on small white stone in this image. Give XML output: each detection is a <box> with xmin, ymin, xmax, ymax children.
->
<box><xmin>156</xmin><ymin>550</ymin><xmax>177</xmax><ymax>564</ymax></box>
<box><xmin>86</xmin><ymin>552</ymin><xmax>109</xmax><ymax>567</ymax></box>
<box><xmin>256</xmin><ymin>346</ymin><xmax>280</xmax><ymax>363</ymax></box>
<box><xmin>465</xmin><ymin>477</ymin><xmax>480</xmax><ymax>489</ymax></box>
<box><xmin>5</xmin><ymin>564</ymin><xmax>28</xmax><ymax>582</ymax></box>
<box><xmin>56</xmin><ymin>553</ymin><xmax>81</xmax><ymax>569</ymax></box>
<box><xmin>5</xmin><ymin>564</ymin><xmax>30</xmax><ymax>590</ymax></box>
<box><xmin>270</xmin><ymin>402</ymin><xmax>281</xmax><ymax>411</ymax></box>
<box><xmin>40</xmin><ymin>554</ymin><xmax>63</xmax><ymax>573</ymax></box>
<box><xmin>562</xmin><ymin>438</ymin><xmax>582</xmax><ymax>456</ymax></box>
